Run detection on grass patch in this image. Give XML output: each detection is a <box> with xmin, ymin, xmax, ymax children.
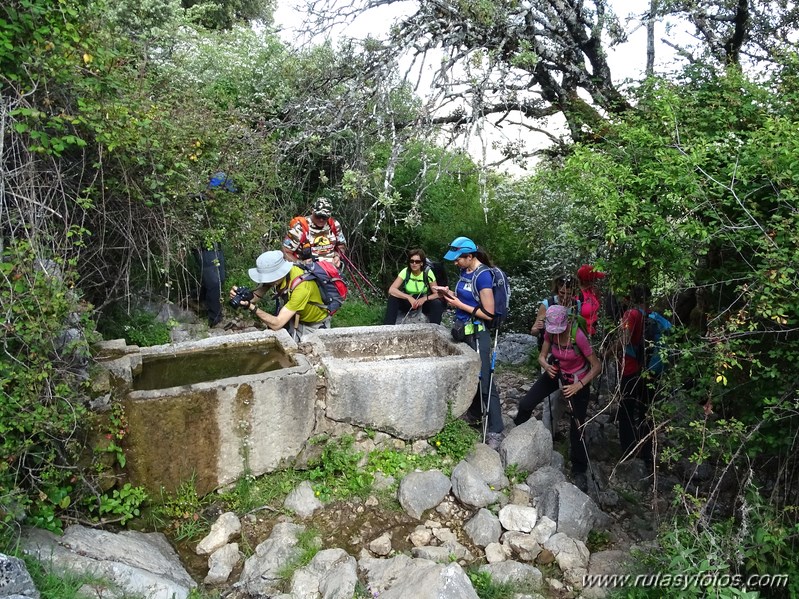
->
<box><xmin>277</xmin><ymin>527</ymin><xmax>322</xmax><ymax>582</ymax></box>
<box><xmin>332</xmin><ymin>297</ymin><xmax>386</xmax><ymax>327</ymax></box>
<box><xmin>617</xmin><ymin>488</ymin><xmax>640</xmax><ymax>505</ymax></box>
<box><xmin>504</xmin><ymin>463</ymin><xmax>530</xmax><ymax>486</ymax></box>
<box><xmin>587</xmin><ymin>528</ymin><xmax>612</xmax><ymax>552</ymax></box>
<box><xmin>148</xmin><ymin>476</ymin><xmax>211</xmax><ymax>542</ymax></box>
<box><xmin>17</xmin><ymin>553</ymin><xmax>117</xmax><ymax>599</ymax></box>
<box><xmin>429</xmin><ymin>416</ymin><xmax>480</xmax><ymax>463</ymax></box>
<box><xmin>466</xmin><ymin>569</ymin><xmax>516</xmax><ymax>599</ymax></box>
<box><xmin>218</xmin><ymin>469</ymin><xmax>305</xmax><ymax>514</ymax></box>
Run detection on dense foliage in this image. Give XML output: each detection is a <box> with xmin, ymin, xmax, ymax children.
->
<box><xmin>528</xmin><ymin>63</ymin><xmax>799</xmax><ymax>594</ymax></box>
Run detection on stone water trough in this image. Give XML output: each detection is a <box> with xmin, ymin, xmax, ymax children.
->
<box><xmin>96</xmin><ymin>324</ymin><xmax>478</xmax><ymax>496</ymax></box>
<box><xmin>308</xmin><ymin>324</ymin><xmax>479</xmax><ymax>440</ymax></box>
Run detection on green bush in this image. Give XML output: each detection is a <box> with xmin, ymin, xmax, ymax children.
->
<box><xmin>467</xmin><ymin>569</ymin><xmax>515</xmax><ymax>599</ymax></box>
<box><xmin>307</xmin><ymin>435</ymin><xmax>373</xmax><ymax>501</ymax></box>
<box><xmin>430</xmin><ymin>416</ymin><xmax>479</xmax><ymax>463</ymax></box>
<box><xmin>0</xmin><ymin>242</ymin><xmax>93</xmax><ymax>535</ymax></box>
<box><xmin>98</xmin><ymin>306</ymin><xmax>171</xmax><ymax>347</ymax></box>
<box><xmin>623</xmin><ymin>487</ymin><xmax>799</xmax><ymax>599</ymax></box>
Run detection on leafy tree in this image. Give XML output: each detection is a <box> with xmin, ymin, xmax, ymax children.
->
<box><xmin>299</xmin><ymin>0</ymin><xmax>799</xmax><ymax>165</ymax></box>
<box><xmin>181</xmin><ymin>0</ymin><xmax>274</xmax><ymax>29</ymax></box>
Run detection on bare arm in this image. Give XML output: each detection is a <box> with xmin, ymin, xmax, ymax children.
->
<box><xmin>531</xmin><ymin>303</ymin><xmax>546</xmax><ymax>335</ymax></box>
<box><xmin>388</xmin><ymin>275</ymin><xmax>412</xmax><ymax>301</ymax></box>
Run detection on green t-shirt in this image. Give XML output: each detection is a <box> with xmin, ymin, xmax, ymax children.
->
<box><xmin>398</xmin><ymin>267</ymin><xmax>437</xmax><ymax>296</ymax></box>
<box><xmin>276</xmin><ymin>265</ymin><xmax>329</xmax><ymax>324</ymax></box>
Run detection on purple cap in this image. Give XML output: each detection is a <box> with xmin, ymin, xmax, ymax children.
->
<box><xmin>545</xmin><ymin>304</ymin><xmax>569</xmax><ymax>334</ymax></box>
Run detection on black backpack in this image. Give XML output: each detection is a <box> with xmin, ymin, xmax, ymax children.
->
<box><xmin>427</xmin><ymin>259</ymin><xmax>449</xmax><ymax>288</ymax></box>
<box><xmin>289</xmin><ymin>261</ymin><xmax>348</xmax><ymax>315</ymax></box>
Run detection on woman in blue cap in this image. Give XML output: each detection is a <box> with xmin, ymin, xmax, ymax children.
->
<box><xmin>434</xmin><ymin>236</ymin><xmax>504</xmax><ymax>449</ymax></box>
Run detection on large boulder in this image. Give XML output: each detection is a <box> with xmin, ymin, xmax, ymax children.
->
<box><xmin>20</xmin><ymin>525</ymin><xmax>195</xmax><ymax>599</ymax></box>
<box><xmin>238</xmin><ymin>522</ymin><xmax>306</xmax><ymax>597</ymax></box>
<box><xmin>500</xmin><ymin>419</ymin><xmax>552</xmax><ymax>473</ymax></box>
<box><xmin>538</xmin><ymin>481</ymin><xmax>611</xmax><ymax>541</ymax></box>
<box><xmin>465</xmin><ymin>444</ymin><xmax>509</xmax><ymax>490</ymax></box>
<box><xmin>397</xmin><ymin>470</ymin><xmax>452</xmax><ymax>520</ymax></box>
<box><xmin>360</xmin><ymin>555</ymin><xmax>478</xmax><ymax>599</ymax></box>
<box><xmin>0</xmin><ymin>554</ymin><xmax>39</xmax><ymax>599</ymax></box>
<box><xmin>450</xmin><ymin>461</ymin><xmax>500</xmax><ymax>508</ymax></box>
<box><xmin>289</xmin><ymin>548</ymin><xmax>357</xmax><ymax>599</ymax></box>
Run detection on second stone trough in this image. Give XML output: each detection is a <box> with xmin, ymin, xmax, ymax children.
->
<box><xmin>308</xmin><ymin>323</ymin><xmax>480</xmax><ymax>440</ymax></box>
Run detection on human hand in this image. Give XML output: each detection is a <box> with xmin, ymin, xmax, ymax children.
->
<box><xmin>229</xmin><ymin>286</ymin><xmax>239</xmax><ymax>300</ymax></box>
<box><xmin>545</xmin><ymin>364</ymin><xmax>559</xmax><ymax>379</ymax></box>
<box><xmin>562</xmin><ymin>382</ymin><xmax>580</xmax><ymax>398</ymax></box>
<box><xmin>531</xmin><ymin>318</ymin><xmax>544</xmax><ymax>335</ymax></box>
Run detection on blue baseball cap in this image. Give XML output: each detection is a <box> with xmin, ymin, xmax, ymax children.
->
<box><xmin>444</xmin><ymin>236</ymin><xmax>478</xmax><ymax>260</ymax></box>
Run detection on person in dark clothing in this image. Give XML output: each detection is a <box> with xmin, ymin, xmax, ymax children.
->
<box><xmin>195</xmin><ymin>172</ymin><xmax>235</xmax><ymax>327</ymax></box>
<box><xmin>615</xmin><ymin>284</ymin><xmax>649</xmax><ymax>462</ymax></box>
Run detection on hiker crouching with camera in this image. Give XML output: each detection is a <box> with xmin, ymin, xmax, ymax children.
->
<box><xmin>514</xmin><ymin>304</ymin><xmax>602</xmax><ymax>492</ymax></box>
<box><xmin>229</xmin><ymin>251</ymin><xmax>331</xmax><ymax>341</ymax></box>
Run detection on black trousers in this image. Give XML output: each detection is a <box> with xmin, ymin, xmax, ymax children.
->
<box><xmin>197</xmin><ymin>248</ymin><xmax>226</xmax><ymax>326</ymax></box>
<box><xmin>618</xmin><ymin>373</ymin><xmax>647</xmax><ymax>459</ymax></box>
<box><xmin>514</xmin><ymin>373</ymin><xmax>590</xmax><ymax>473</ymax></box>
<box><xmin>384</xmin><ymin>296</ymin><xmax>444</xmax><ymax>325</ymax></box>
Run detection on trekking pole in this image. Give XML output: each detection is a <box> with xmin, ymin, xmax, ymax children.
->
<box><xmin>398</xmin><ymin>295</ymin><xmax>420</xmax><ymax>325</ymax></box>
<box><xmin>557</xmin><ymin>376</ymin><xmax>600</xmax><ymax>493</ymax></box>
<box><xmin>339</xmin><ymin>251</ymin><xmax>380</xmax><ymax>294</ymax></box>
<box><xmin>482</xmin><ymin>326</ymin><xmax>499</xmax><ymax>444</ymax></box>
<box><xmin>342</xmin><ymin>259</ymin><xmax>370</xmax><ymax>305</ymax></box>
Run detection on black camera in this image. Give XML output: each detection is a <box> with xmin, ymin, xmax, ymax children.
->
<box><xmin>230</xmin><ymin>286</ymin><xmax>255</xmax><ymax>308</ymax></box>
<box><xmin>547</xmin><ymin>355</ymin><xmax>560</xmax><ymax>367</ymax></box>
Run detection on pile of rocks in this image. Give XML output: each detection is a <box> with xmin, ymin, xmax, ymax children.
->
<box><xmin>12</xmin><ymin>418</ymin><xmax>640</xmax><ymax>599</ymax></box>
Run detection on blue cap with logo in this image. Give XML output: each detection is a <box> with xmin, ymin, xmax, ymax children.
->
<box><xmin>444</xmin><ymin>236</ymin><xmax>478</xmax><ymax>261</ymax></box>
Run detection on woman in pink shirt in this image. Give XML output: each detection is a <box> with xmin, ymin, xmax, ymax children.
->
<box><xmin>515</xmin><ymin>305</ymin><xmax>602</xmax><ymax>490</ymax></box>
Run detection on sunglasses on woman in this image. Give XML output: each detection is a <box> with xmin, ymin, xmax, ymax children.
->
<box><xmin>409</xmin><ymin>259</ymin><xmax>423</xmax><ymax>264</ymax></box>
<box><xmin>557</xmin><ymin>276</ymin><xmax>574</xmax><ymax>287</ymax></box>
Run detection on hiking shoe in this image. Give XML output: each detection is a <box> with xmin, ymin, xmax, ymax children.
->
<box><xmin>573</xmin><ymin>472</ymin><xmax>588</xmax><ymax>493</ymax></box>
<box><xmin>486</xmin><ymin>432</ymin><xmax>503</xmax><ymax>451</ymax></box>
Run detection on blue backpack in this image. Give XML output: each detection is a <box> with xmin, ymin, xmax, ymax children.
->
<box><xmin>625</xmin><ymin>309</ymin><xmax>673</xmax><ymax>375</ymax></box>
<box><xmin>645</xmin><ymin>311</ymin><xmax>673</xmax><ymax>375</ymax></box>
<box><xmin>469</xmin><ymin>265</ymin><xmax>511</xmax><ymax>329</ymax></box>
